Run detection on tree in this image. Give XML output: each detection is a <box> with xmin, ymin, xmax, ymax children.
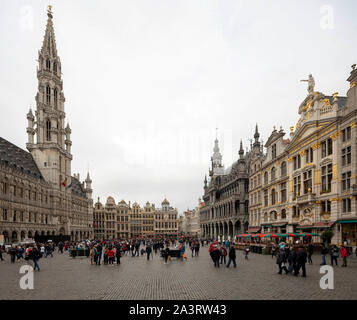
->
<box><xmin>320</xmin><ymin>230</ymin><xmax>334</xmax><ymax>245</ymax></box>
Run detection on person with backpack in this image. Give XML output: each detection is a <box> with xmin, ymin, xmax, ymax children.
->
<box><xmin>220</xmin><ymin>245</ymin><xmax>227</xmax><ymax>265</ymax></box>
<box><xmin>96</xmin><ymin>244</ymin><xmax>102</xmax><ymax>265</ymax></box>
<box><xmin>226</xmin><ymin>245</ymin><xmax>237</xmax><ymax>268</ymax></box>
<box><xmin>276</xmin><ymin>248</ymin><xmax>289</xmax><ymax>274</ymax></box>
<box><xmin>328</xmin><ymin>244</ymin><xmax>339</xmax><ymax>266</ymax></box>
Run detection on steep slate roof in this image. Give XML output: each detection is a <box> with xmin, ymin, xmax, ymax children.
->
<box><xmin>71</xmin><ymin>176</ymin><xmax>86</xmax><ymax>198</ymax></box>
<box><xmin>0</xmin><ymin>137</ymin><xmax>44</xmax><ymax>180</ymax></box>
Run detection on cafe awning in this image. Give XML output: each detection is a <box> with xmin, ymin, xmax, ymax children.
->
<box><xmin>314</xmin><ymin>221</ymin><xmax>335</xmax><ymax>228</ymax></box>
<box><xmin>337</xmin><ymin>219</ymin><xmax>357</xmax><ymax>224</ymax></box>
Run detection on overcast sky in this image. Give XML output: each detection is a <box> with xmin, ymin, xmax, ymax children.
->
<box><xmin>1</xmin><ymin>0</ymin><xmax>356</xmax><ymax>214</ymax></box>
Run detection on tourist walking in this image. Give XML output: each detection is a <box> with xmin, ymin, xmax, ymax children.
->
<box><xmin>116</xmin><ymin>245</ymin><xmax>121</xmax><ymax>264</ymax></box>
<box><xmin>210</xmin><ymin>245</ymin><xmax>220</xmax><ymax>268</ymax></box>
<box><xmin>90</xmin><ymin>246</ymin><xmax>95</xmax><ymax>265</ymax></box>
<box><xmin>96</xmin><ymin>245</ymin><xmax>102</xmax><ymax>265</ymax></box>
<box><xmin>329</xmin><ymin>244</ymin><xmax>339</xmax><ymax>266</ymax></box>
<box><xmin>320</xmin><ymin>244</ymin><xmax>329</xmax><ymax>265</ymax></box>
<box><xmin>146</xmin><ymin>243</ymin><xmax>152</xmax><ymax>260</ymax></box>
<box><xmin>180</xmin><ymin>243</ymin><xmax>187</xmax><ymax>261</ymax></box>
<box><xmin>226</xmin><ymin>245</ymin><xmax>237</xmax><ymax>268</ymax></box>
<box><xmin>220</xmin><ymin>245</ymin><xmax>227</xmax><ymax>265</ymax></box>
<box><xmin>287</xmin><ymin>246</ymin><xmax>297</xmax><ymax>274</ymax></box>
<box><xmin>307</xmin><ymin>243</ymin><xmax>313</xmax><ymax>264</ymax></box>
<box><xmin>244</xmin><ymin>245</ymin><xmax>250</xmax><ymax>260</ymax></box>
<box><xmin>294</xmin><ymin>246</ymin><xmax>307</xmax><ymax>277</ymax></box>
<box><xmin>164</xmin><ymin>245</ymin><xmax>170</xmax><ymax>264</ymax></box>
<box><xmin>276</xmin><ymin>248</ymin><xmax>289</xmax><ymax>274</ymax></box>
<box><xmin>30</xmin><ymin>246</ymin><xmax>42</xmax><ymax>271</ymax></box>
<box><xmin>0</xmin><ymin>245</ymin><xmax>4</xmax><ymax>261</ymax></box>
<box><xmin>107</xmin><ymin>247</ymin><xmax>115</xmax><ymax>264</ymax></box>
<box><xmin>341</xmin><ymin>244</ymin><xmax>348</xmax><ymax>267</ymax></box>
<box><xmin>194</xmin><ymin>241</ymin><xmax>200</xmax><ymax>257</ymax></box>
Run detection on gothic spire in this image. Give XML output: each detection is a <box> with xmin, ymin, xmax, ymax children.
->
<box><xmin>239</xmin><ymin>140</ymin><xmax>244</xmax><ymax>158</ymax></box>
<box><xmin>40</xmin><ymin>5</ymin><xmax>58</xmax><ymax>58</ymax></box>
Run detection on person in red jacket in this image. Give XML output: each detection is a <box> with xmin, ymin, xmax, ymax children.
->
<box><xmin>107</xmin><ymin>248</ymin><xmax>115</xmax><ymax>265</ymax></box>
<box><xmin>220</xmin><ymin>245</ymin><xmax>227</xmax><ymax>265</ymax></box>
<box><xmin>340</xmin><ymin>244</ymin><xmax>348</xmax><ymax>267</ymax></box>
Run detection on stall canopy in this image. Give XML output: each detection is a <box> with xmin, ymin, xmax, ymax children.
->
<box><xmin>247</xmin><ymin>227</ymin><xmax>261</xmax><ymax>233</ymax></box>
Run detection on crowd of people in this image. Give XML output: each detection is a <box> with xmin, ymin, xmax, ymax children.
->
<box><xmin>1</xmin><ymin>236</ymin><xmax>355</xmax><ymax>277</ymax></box>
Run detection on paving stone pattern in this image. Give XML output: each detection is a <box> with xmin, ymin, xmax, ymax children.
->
<box><xmin>0</xmin><ymin>246</ymin><xmax>356</xmax><ymax>300</ymax></box>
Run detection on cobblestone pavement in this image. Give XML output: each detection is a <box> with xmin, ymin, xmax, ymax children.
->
<box><xmin>1</xmin><ymin>246</ymin><xmax>357</xmax><ymax>300</ymax></box>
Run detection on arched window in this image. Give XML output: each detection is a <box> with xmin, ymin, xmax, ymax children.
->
<box><xmin>53</xmin><ymin>62</ymin><xmax>57</xmax><ymax>73</ymax></box>
<box><xmin>46</xmin><ymin>85</ymin><xmax>51</xmax><ymax>105</ymax></box>
<box><xmin>264</xmin><ymin>172</ymin><xmax>268</xmax><ymax>185</ymax></box>
<box><xmin>46</xmin><ymin>59</ymin><xmax>51</xmax><ymax>70</ymax></box>
<box><xmin>46</xmin><ymin>119</ymin><xmax>51</xmax><ymax>141</ymax></box>
<box><xmin>281</xmin><ymin>161</ymin><xmax>287</xmax><ymax>177</ymax></box>
<box><xmin>54</xmin><ymin>88</ymin><xmax>58</xmax><ymax>108</ymax></box>
<box><xmin>281</xmin><ymin>209</ymin><xmax>286</xmax><ymax>219</ymax></box>
<box><xmin>271</xmin><ymin>167</ymin><xmax>276</xmax><ymax>180</ymax></box>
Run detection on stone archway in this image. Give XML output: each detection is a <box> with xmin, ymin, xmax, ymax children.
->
<box><xmin>20</xmin><ymin>231</ymin><xmax>26</xmax><ymax>241</ymax></box>
<box><xmin>3</xmin><ymin>231</ymin><xmax>9</xmax><ymax>244</ymax></box>
<box><xmin>28</xmin><ymin>231</ymin><xmax>33</xmax><ymax>238</ymax></box>
<box><xmin>11</xmin><ymin>231</ymin><xmax>18</xmax><ymax>242</ymax></box>
<box><xmin>41</xmin><ymin>231</ymin><xmax>45</xmax><ymax>236</ymax></box>
<box><xmin>228</xmin><ymin>221</ymin><xmax>233</xmax><ymax>239</ymax></box>
<box><xmin>235</xmin><ymin>220</ymin><xmax>241</xmax><ymax>235</ymax></box>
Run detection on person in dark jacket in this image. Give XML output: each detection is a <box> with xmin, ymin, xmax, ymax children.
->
<box><xmin>194</xmin><ymin>241</ymin><xmax>200</xmax><ymax>257</ymax></box>
<box><xmin>287</xmin><ymin>246</ymin><xmax>297</xmax><ymax>274</ymax></box>
<box><xmin>210</xmin><ymin>245</ymin><xmax>220</xmax><ymax>267</ymax></box>
<box><xmin>226</xmin><ymin>245</ymin><xmax>237</xmax><ymax>268</ymax></box>
<box><xmin>294</xmin><ymin>246</ymin><xmax>307</xmax><ymax>277</ymax></box>
<box><xmin>9</xmin><ymin>246</ymin><xmax>17</xmax><ymax>263</ymax></box>
<box><xmin>30</xmin><ymin>247</ymin><xmax>41</xmax><ymax>271</ymax></box>
<box><xmin>96</xmin><ymin>245</ymin><xmax>102</xmax><ymax>265</ymax></box>
<box><xmin>329</xmin><ymin>244</ymin><xmax>339</xmax><ymax>266</ymax></box>
<box><xmin>276</xmin><ymin>249</ymin><xmax>289</xmax><ymax>274</ymax></box>
<box><xmin>307</xmin><ymin>243</ymin><xmax>313</xmax><ymax>264</ymax></box>
<box><xmin>164</xmin><ymin>245</ymin><xmax>170</xmax><ymax>264</ymax></box>
<box><xmin>0</xmin><ymin>245</ymin><xmax>4</xmax><ymax>261</ymax></box>
<box><xmin>115</xmin><ymin>245</ymin><xmax>121</xmax><ymax>265</ymax></box>
<box><xmin>320</xmin><ymin>245</ymin><xmax>329</xmax><ymax>265</ymax></box>
<box><xmin>146</xmin><ymin>243</ymin><xmax>152</xmax><ymax>260</ymax></box>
